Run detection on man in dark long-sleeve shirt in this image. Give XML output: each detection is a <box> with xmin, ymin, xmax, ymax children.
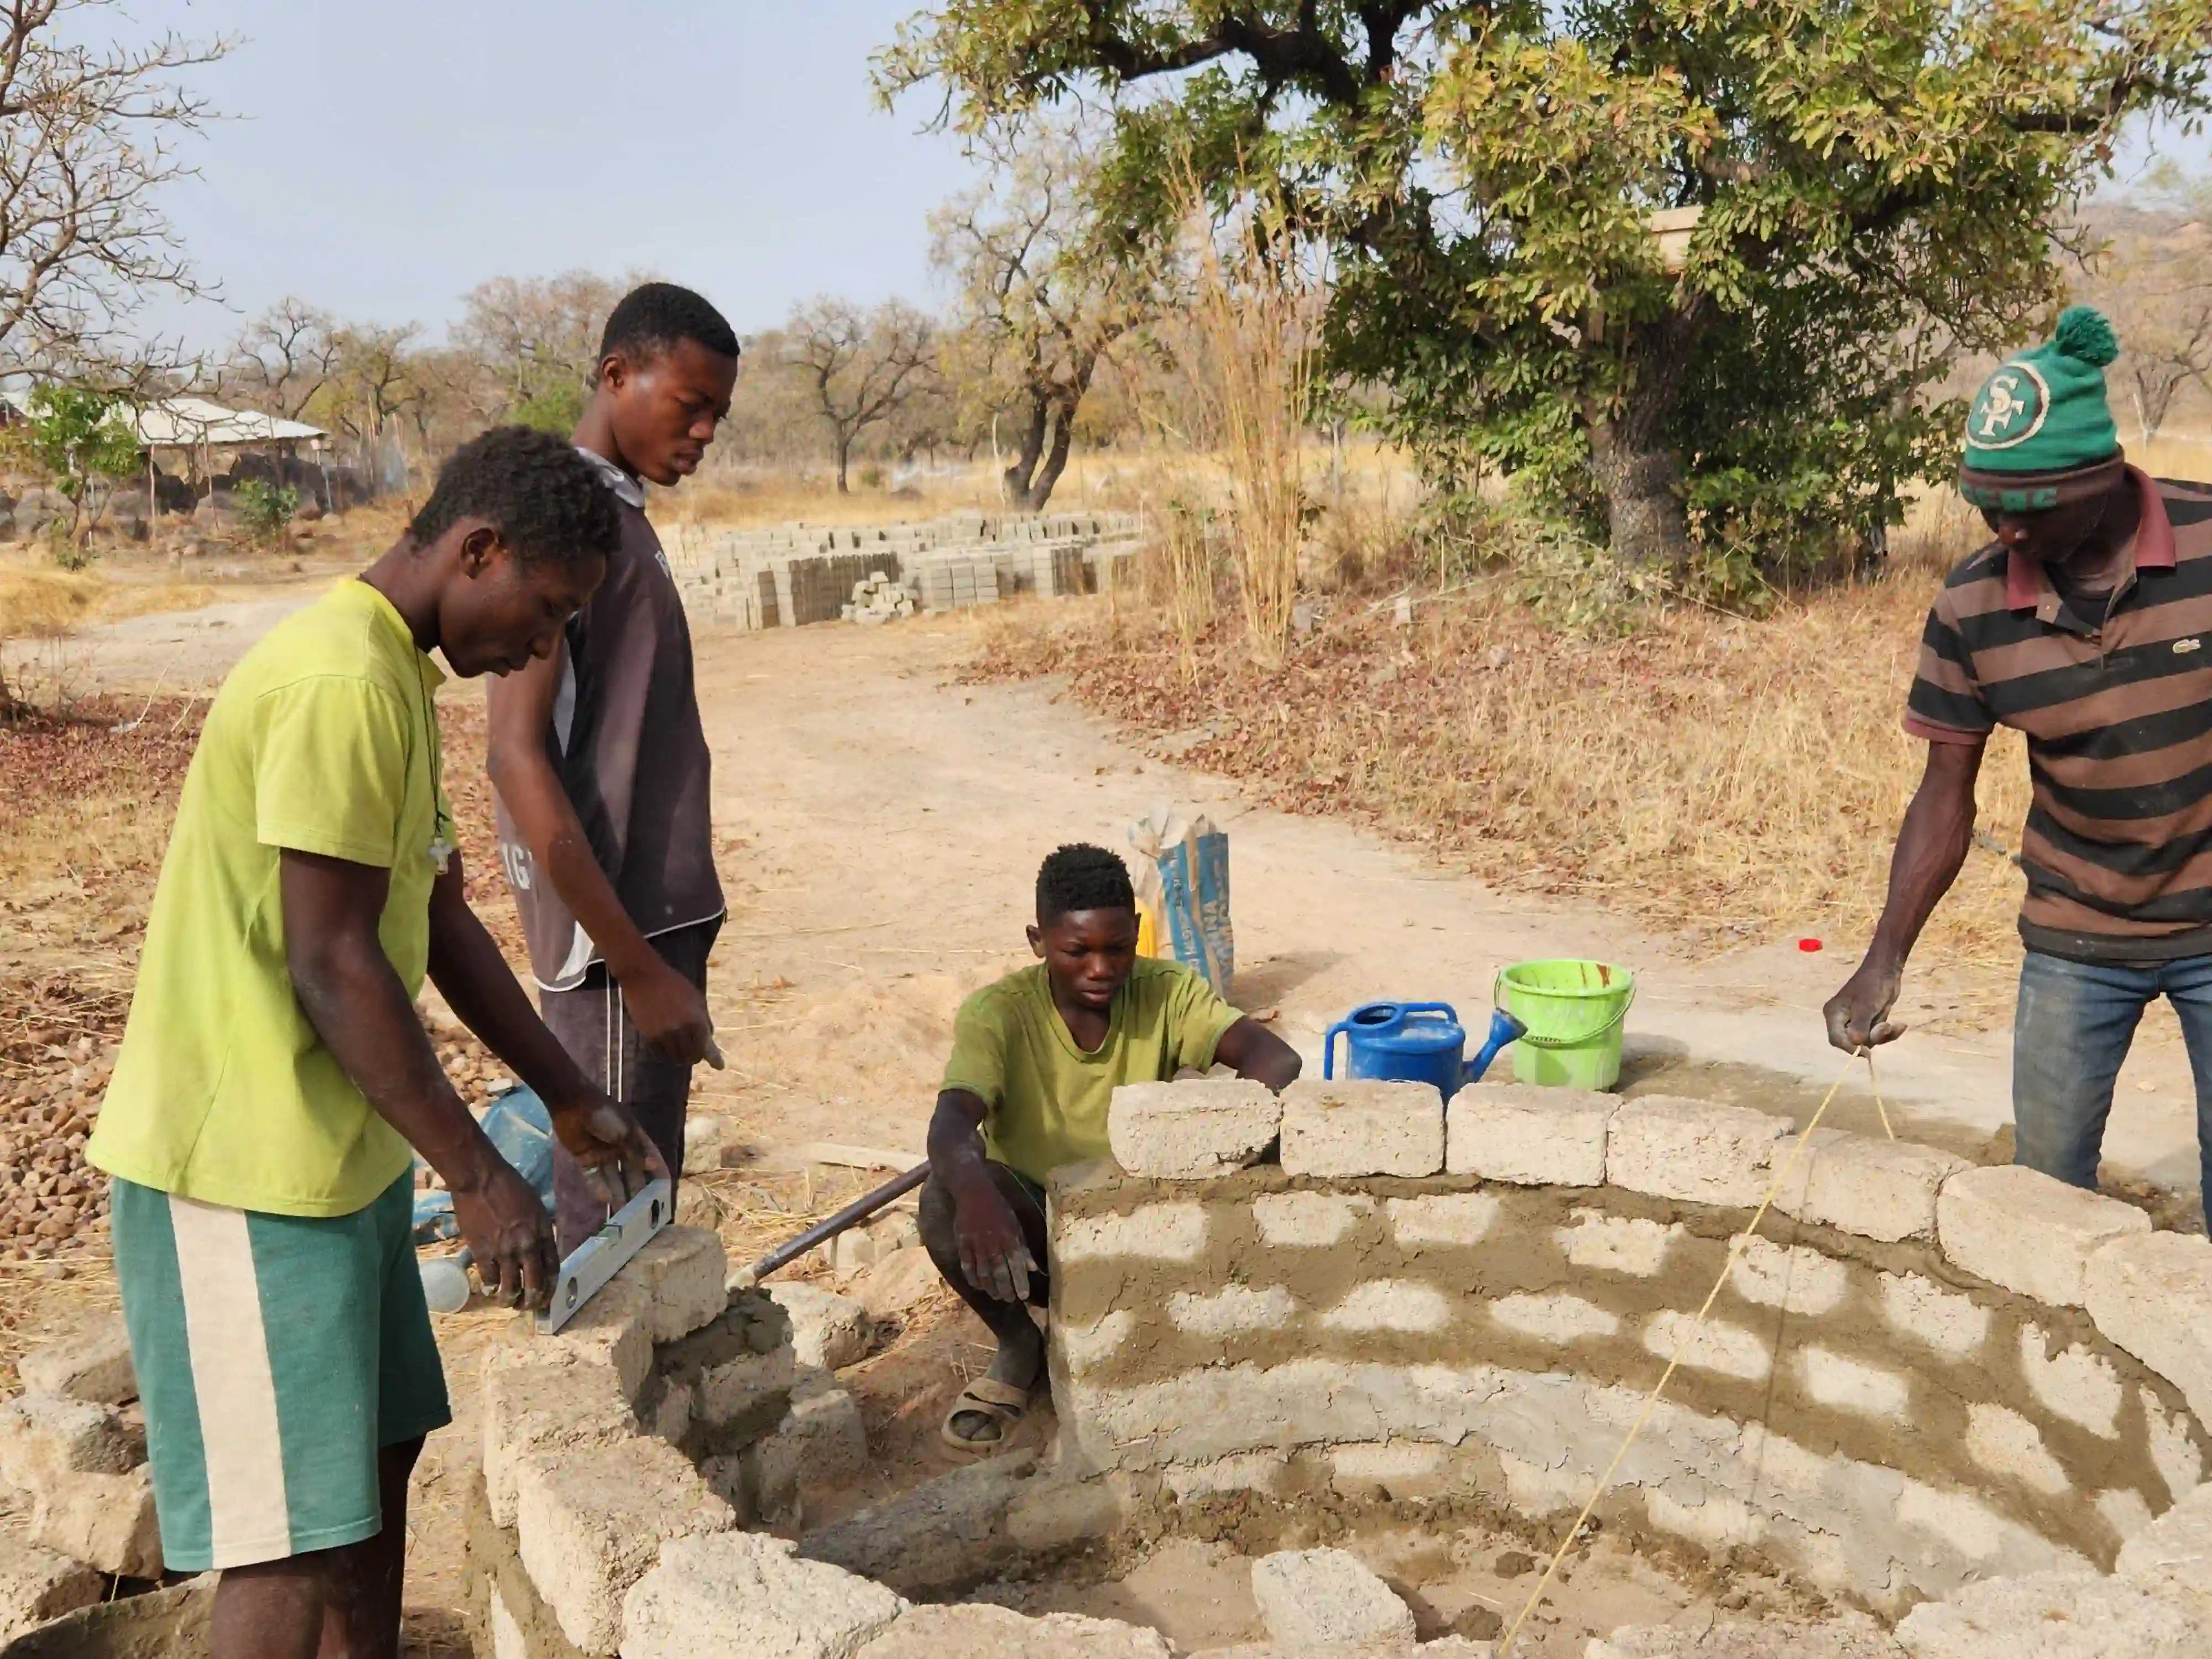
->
<box><xmin>488</xmin><ymin>283</ymin><xmax>739</xmax><ymax>1251</ymax></box>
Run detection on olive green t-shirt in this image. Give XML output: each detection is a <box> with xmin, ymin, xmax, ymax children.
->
<box><xmin>942</xmin><ymin>960</ymin><xmax>1244</xmax><ymax>1184</ymax></box>
<box><xmin>88</xmin><ymin>578</ymin><xmax>451</xmax><ymax>1217</ymax></box>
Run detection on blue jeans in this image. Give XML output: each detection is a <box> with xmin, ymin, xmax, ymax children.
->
<box><xmin>2014</xmin><ymin>949</ymin><xmax>2212</xmax><ymax>1219</ymax></box>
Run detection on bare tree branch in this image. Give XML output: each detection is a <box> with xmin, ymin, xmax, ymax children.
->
<box><xmin>0</xmin><ymin>1</ymin><xmax>233</xmax><ymax>382</ymax></box>
<box><xmin>782</xmin><ymin>298</ymin><xmax>937</xmax><ymax>492</ymax></box>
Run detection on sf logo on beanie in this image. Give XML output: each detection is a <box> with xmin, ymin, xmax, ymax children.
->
<box><xmin>1971</xmin><ymin>363</ymin><xmax>2050</xmax><ymax>448</ymax></box>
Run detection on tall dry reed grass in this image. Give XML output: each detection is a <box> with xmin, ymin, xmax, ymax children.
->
<box><xmin>1164</xmin><ymin>176</ymin><xmax>1323</xmax><ymax>665</ymax></box>
<box><xmin>1152</xmin><ymin>499</ymin><xmax>1220</xmax><ymax>662</ymax></box>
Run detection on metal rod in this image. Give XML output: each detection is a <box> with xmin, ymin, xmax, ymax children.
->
<box><xmin>730</xmin><ymin>1162</ymin><xmax>931</xmax><ymax>1290</ymax></box>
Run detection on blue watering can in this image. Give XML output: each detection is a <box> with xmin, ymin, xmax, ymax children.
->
<box><xmin>1321</xmin><ymin>1001</ymin><xmax>1527</xmax><ymax>1099</ymax></box>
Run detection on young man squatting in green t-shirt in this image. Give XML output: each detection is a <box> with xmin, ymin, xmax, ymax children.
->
<box><xmin>922</xmin><ymin>843</ymin><xmax>1301</xmax><ymax>1452</ymax></box>
<box><xmin>86</xmin><ymin>428</ymin><xmax>665</xmax><ymax>1659</ymax></box>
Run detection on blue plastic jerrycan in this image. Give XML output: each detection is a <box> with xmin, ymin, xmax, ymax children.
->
<box><xmin>1321</xmin><ymin>1001</ymin><xmax>1526</xmax><ymax>1099</ymax></box>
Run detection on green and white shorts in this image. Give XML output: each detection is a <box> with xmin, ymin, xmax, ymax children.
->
<box><xmin>110</xmin><ymin>1171</ymin><xmax>451</xmax><ymax>1572</ymax></box>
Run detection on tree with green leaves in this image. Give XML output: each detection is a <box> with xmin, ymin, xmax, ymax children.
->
<box><xmin>23</xmin><ymin>385</ymin><xmax>143</xmax><ymax>559</ymax></box>
<box><xmin>880</xmin><ymin>1</ymin><xmax>2212</xmax><ymax>591</ymax></box>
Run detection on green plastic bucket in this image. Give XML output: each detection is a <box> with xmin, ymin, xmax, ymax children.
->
<box><xmin>1495</xmin><ymin>959</ymin><xmax>1636</xmax><ymax>1089</ymax></box>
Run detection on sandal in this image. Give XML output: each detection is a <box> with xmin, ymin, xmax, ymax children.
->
<box><xmin>941</xmin><ymin>1375</ymin><xmax>1030</xmax><ymax>1454</ymax></box>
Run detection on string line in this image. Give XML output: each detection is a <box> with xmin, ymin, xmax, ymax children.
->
<box><xmin>1497</xmin><ymin>1049</ymin><xmax>1875</xmax><ymax>1656</ymax></box>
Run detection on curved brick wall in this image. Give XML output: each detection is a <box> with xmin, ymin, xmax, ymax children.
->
<box><xmin>1053</xmin><ymin>1079</ymin><xmax>2212</xmax><ymax>1626</ymax></box>
<box><xmin>452</xmin><ymin>1079</ymin><xmax>2212</xmax><ymax>1657</ymax></box>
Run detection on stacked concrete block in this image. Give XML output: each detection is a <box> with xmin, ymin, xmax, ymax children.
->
<box><xmin>515</xmin><ymin>1435</ymin><xmax>735</xmax><ymax>1653</ymax></box>
<box><xmin>0</xmin><ymin>1537</ymin><xmax>102</xmax><ymax>1644</ymax></box>
<box><xmin>664</xmin><ymin>509</ymin><xmax>1145</xmax><ymax>629</ymax></box>
<box><xmin>0</xmin><ymin>1392</ymin><xmax>161</xmax><ymax>1578</ymax></box>
<box><xmin>1893</xmin><ymin>1567</ymin><xmax>2197</xmax><ymax>1657</ymax></box>
<box><xmin>1938</xmin><ymin>1166</ymin><xmax>2151</xmax><ymax>1307</ymax></box>
<box><xmin>1446</xmin><ymin>1085</ymin><xmax>1612</xmax><ymax>1185</ymax></box>
<box><xmin>2085</xmin><ymin>1233</ymin><xmax>2212</xmax><ymax>1424</ymax></box>
<box><xmin>765</xmin><ymin>1283</ymin><xmax>874</xmax><ymax>1371</ymax></box>
<box><xmin>1044</xmin><ymin>1113</ymin><xmax>2212</xmax><ymax>1615</ymax></box>
<box><xmin>855</xmin><ymin>1603</ymin><xmax>1168</xmax><ymax>1659</ymax></box>
<box><xmin>797</xmin><ymin>1449</ymin><xmax>1040</xmax><ymax>1595</ymax></box>
<box><xmin>1280</xmin><ymin>1078</ymin><xmax>1445</xmax><ymax>1177</ymax></box>
<box><xmin>844</xmin><ymin>572</ymin><xmax>916</xmax><ymax>624</ymax></box>
<box><xmin>1109</xmin><ymin>1078</ymin><xmax>1282</xmax><ymax>1176</ymax></box>
<box><xmin>16</xmin><ymin>1315</ymin><xmax>135</xmax><ymax>1405</ymax></box>
<box><xmin>541</xmin><ymin>1224</ymin><xmax>729</xmax><ymax>1397</ymax></box>
<box><xmin>911</xmin><ymin>554</ymin><xmax>1001</xmax><ymax>612</ymax></box>
<box><xmin>433</xmin><ymin>1068</ymin><xmax>2212</xmax><ymax>1659</ymax></box>
<box><xmin>742</xmin><ymin>1372</ymin><xmax>871</xmax><ymax>1526</ymax></box>
<box><xmin>687</xmin><ymin>1337</ymin><xmax>799</xmax><ymax>1447</ymax></box>
<box><xmin>1774</xmin><ymin>1128</ymin><xmax>1967</xmax><ymax>1243</ymax></box>
<box><xmin>479</xmin><ymin>1349</ymin><xmax>639</xmax><ymax>1527</ymax></box>
<box><xmin>1605</xmin><ymin>1095</ymin><xmax>1792</xmax><ymax>1208</ymax></box>
<box><xmin>2115</xmin><ymin>1479</ymin><xmax>2212</xmax><ymax>1615</ymax></box>
<box><xmin>623</xmin><ymin>1532</ymin><xmax>905</xmax><ymax>1659</ymax></box>
<box><xmin>1249</xmin><ymin>1548</ymin><xmax>1417</xmax><ymax>1649</ymax></box>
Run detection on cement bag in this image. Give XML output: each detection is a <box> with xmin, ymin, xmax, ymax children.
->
<box><xmin>1129</xmin><ymin>806</ymin><xmax>1234</xmax><ymax>997</ymax></box>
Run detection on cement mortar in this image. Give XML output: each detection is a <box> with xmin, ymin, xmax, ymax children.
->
<box><xmin>455</xmin><ymin>1139</ymin><xmax>2212</xmax><ymax>1659</ymax></box>
<box><xmin>466</xmin><ymin>1470</ymin><xmax>591</xmax><ymax>1659</ymax></box>
<box><xmin>1045</xmin><ymin>1160</ymin><xmax>2212</xmax><ymax>1605</ymax></box>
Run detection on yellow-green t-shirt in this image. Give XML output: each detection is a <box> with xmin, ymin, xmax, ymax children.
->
<box><xmin>88</xmin><ymin>578</ymin><xmax>452</xmax><ymax>1217</ymax></box>
<box><xmin>941</xmin><ymin>960</ymin><xmax>1244</xmax><ymax>1184</ymax></box>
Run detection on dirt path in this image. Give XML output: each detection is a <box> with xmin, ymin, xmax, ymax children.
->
<box><xmin>688</xmin><ymin>615</ymin><xmax>2204</xmax><ymax>1201</ymax></box>
<box><xmin>45</xmin><ymin>588</ymin><xmax>2210</xmax><ymax>1201</ymax></box>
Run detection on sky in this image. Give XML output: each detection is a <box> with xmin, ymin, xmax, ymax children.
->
<box><xmin>101</xmin><ymin>3</ymin><xmax>2212</xmax><ymax>360</ymax></box>
<box><xmin>128</xmin><ymin>0</ymin><xmax>983</xmax><ymax>352</ymax></box>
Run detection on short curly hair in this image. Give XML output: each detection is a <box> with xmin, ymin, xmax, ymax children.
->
<box><xmin>1036</xmin><ymin>843</ymin><xmax>1136</xmax><ymax>922</ymax></box>
<box><xmin>599</xmin><ymin>281</ymin><xmax>739</xmax><ymax>367</ymax></box>
<box><xmin>406</xmin><ymin>426</ymin><xmax>623</xmax><ymax>571</ymax></box>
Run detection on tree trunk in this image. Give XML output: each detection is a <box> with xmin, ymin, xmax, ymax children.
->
<box><xmin>1013</xmin><ymin>401</ymin><xmax>1077</xmax><ymax>513</ymax></box>
<box><xmin>1000</xmin><ymin>396</ymin><xmax>1050</xmax><ymax>508</ymax></box>
<box><xmin>1589</xmin><ymin>307</ymin><xmax>1706</xmax><ymax>568</ymax></box>
<box><xmin>835</xmin><ymin>433</ymin><xmax>852</xmax><ymax>495</ymax></box>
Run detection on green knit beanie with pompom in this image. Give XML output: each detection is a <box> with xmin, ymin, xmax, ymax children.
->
<box><xmin>1962</xmin><ymin>306</ymin><xmax>2121</xmax><ymax>475</ymax></box>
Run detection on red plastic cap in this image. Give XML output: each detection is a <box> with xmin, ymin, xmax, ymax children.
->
<box><xmin>1797</xmin><ymin>937</ymin><xmax>1823</xmax><ymax>952</ymax></box>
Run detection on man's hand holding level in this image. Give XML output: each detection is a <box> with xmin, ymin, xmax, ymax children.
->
<box><xmin>547</xmin><ymin>1090</ymin><xmax>670</xmax><ymax>1211</ymax></box>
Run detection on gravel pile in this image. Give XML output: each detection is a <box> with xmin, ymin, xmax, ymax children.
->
<box><xmin>0</xmin><ymin>1037</ymin><xmax>112</xmax><ymax>1258</ymax></box>
<box><xmin>0</xmin><ymin>1030</ymin><xmax>514</xmax><ymax>1262</ymax></box>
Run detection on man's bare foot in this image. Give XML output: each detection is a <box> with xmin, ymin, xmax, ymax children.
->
<box><xmin>948</xmin><ymin>1318</ymin><xmax>1043</xmax><ymax>1446</ymax></box>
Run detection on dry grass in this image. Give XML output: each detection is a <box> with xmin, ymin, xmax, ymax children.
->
<box><xmin>0</xmin><ymin>566</ymin><xmax>216</xmax><ymax>643</ymax></box>
<box><xmin>0</xmin><ymin>569</ymin><xmax>101</xmax><ymax>640</ymax></box>
<box><xmin>975</xmin><ymin>539</ymin><xmax>2033</xmax><ymax>979</ymax></box>
<box><xmin>2128</xmin><ymin>430</ymin><xmax>2212</xmax><ymax>481</ymax></box>
<box><xmin>1169</xmin><ymin>191</ymin><xmax>1323</xmax><ymax>662</ymax></box>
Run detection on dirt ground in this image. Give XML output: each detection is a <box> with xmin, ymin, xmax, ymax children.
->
<box><xmin>17</xmin><ymin>577</ymin><xmax>2212</xmax><ymax>1648</ymax></box>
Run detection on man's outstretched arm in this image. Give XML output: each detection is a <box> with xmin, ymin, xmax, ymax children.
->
<box><xmin>1824</xmin><ymin>737</ymin><xmax>1986</xmax><ymax>1053</ymax></box>
<box><xmin>486</xmin><ymin>649</ymin><xmax>717</xmax><ymax>1066</ymax></box>
<box><xmin>1215</xmin><ymin>1016</ymin><xmax>1302</xmax><ymax>1090</ymax></box>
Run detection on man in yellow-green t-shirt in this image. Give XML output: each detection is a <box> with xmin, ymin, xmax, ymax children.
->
<box><xmin>922</xmin><ymin>843</ymin><xmax>1301</xmax><ymax>1453</ymax></box>
<box><xmin>87</xmin><ymin>428</ymin><xmax>665</xmax><ymax>1659</ymax></box>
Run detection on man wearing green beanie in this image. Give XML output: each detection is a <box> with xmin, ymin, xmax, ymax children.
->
<box><xmin>1827</xmin><ymin>306</ymin><xmax>2212</xmax><ymax>1221</ymax></box>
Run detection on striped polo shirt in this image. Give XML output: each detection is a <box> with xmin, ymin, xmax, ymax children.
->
<box><xmin>1907</xmin><ymin>469</ymin><xmax>2212</xmax><ymax>962</ymax></box>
